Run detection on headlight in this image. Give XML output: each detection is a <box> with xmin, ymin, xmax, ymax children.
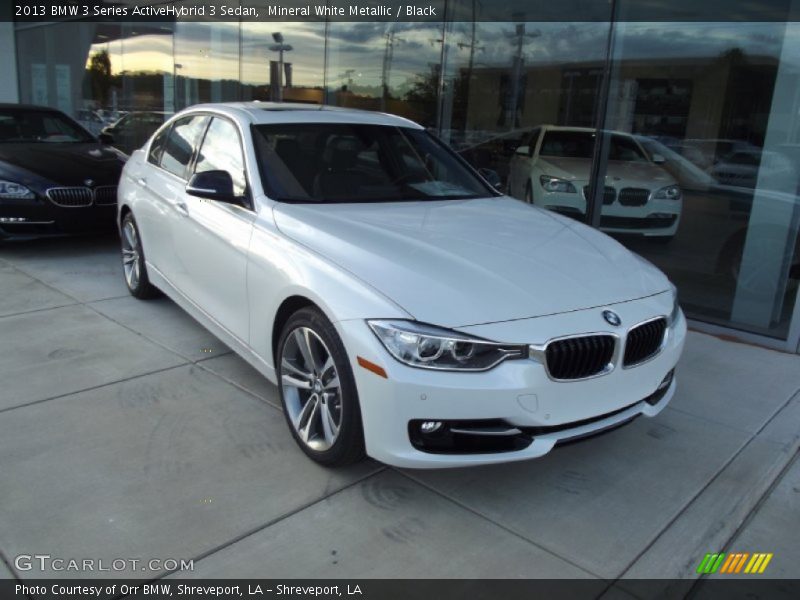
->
<box><xmin>654</xmin><ymin>184</ymin><xmax>682</xmax><ymax>200</ymax></box>
<box><xmin>367</xmin><ymin>320</ymin><xmax>527</xmax><ymax>371</ymax></box>
<box><xmin>667</xmin><ymin>285</ymin><xmax>681</xmax><ymax>326</ymax></box>
<box><xmin>0</xmin><ymin>180</ymin><xmax>35</xmax><ymax>200</ymax></box>
<box><xmin>539</xmin><ymin>175</ymin><xmax>576</xmax><ymax>194</ymax></box>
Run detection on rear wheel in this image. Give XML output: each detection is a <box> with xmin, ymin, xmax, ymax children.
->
<box><xmin>277</xmin><ymin>307</ymin><xmax>365</xmax><ymax>466</ymax></box>
<box><xmin>121</xmin><ymin>212</ymin><xmax>161</xmax><ymax>299</ymax></box>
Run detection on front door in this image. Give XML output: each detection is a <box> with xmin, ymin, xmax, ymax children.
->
<box><xmin>170</xmin><ymin>116</ymin><xmax>254</xmax><ymax>344</ymax></box>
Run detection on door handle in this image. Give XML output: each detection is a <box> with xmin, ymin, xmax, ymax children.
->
<box><xmin>174</xmin><ymin>201</ymin><xmax>189</xmax><ymax>216</ymax></box>
<box><xmin>137</xmin><ymin>177</ymin><xmax>147</xmax><ymax>186</ymax></box>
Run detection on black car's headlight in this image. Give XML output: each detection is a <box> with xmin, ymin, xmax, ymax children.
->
<box><xmin>368</xmin><ymin>320</ymin><xmax>527</xmax><ymax>371</ymax></box>
<box><xmin>0</xmin><ymin>180</ymin><xmax>35</xmax><ymax>200</ymax></box>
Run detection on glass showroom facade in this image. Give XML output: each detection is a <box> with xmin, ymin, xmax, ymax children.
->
<box><xmin>8</xmin><ymin>1</ymin><xmax>800</xmax><ymax>352</ymax></box>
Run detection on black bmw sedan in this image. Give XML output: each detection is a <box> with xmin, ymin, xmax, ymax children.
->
<box><xmin>0</xmin><ymin>103</ymin><xmax>127</xmax><ymax>240</ymax></box>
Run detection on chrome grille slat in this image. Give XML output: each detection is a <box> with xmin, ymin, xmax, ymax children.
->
<box><xmin>46</xmin><ymin>187</ymin><xmax>93</xmax><ymax>207</ymax></box>
<box><xmin>618</xmin><ymin>187</ymin><xmax>650</xmax><ymax>207</ymax></box>
<box><xmin>583</xmin><ymin>185</ymin><xmax>616</xmax><ymax>205</ymax></box>
<box><xmin>93</xmin><ymin>186</ymin><xmax>118</xmax><ymax>206</ymax></box>
<box><xmin>545</xmin><ymin>334</ymin><xmax>616</xmax><ymax>381</ymax></box>
<box><xmin>624</xmin><ymin>317</ymin><xmax>667</xmax><ymax>367</ymax></box>
<box><xmin>45</xmin><ymin>186</ymin><xmax>117</xmax><ymax>208</ymax></box>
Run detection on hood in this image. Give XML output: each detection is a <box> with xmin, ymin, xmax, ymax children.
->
<box><xmin>540</xmin><ymin>157</ymin><xmax>676</xmax><ymax>187</ymax></box>
<box><xmin>273</xmin><ymin>197</ymin><xmax>670</xmax><ymax>327</ymax></box>
<box><xmin>0</xmin><ymin>142</ymin><xmax>126</xmax><ymax>188</ymax></box>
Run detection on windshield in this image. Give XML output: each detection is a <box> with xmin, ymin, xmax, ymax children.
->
<box><xmin>540</xmin><ymin>130</ymin><xmax>649</xmax><ymax>163</ymax></box>
<box><xmin>0</xmin><ymin>109</ymin><xmax>95</xmax><ymax>143</ymax></box>
<box><xmin>252</xmin><ymin>123</ymin><xmax>495</xmax><ymax>203</ymax></box>
<box><xmin>540</xmin><ymin>130</ymin><xmax>595</xmax><ymax>159</ymax></box>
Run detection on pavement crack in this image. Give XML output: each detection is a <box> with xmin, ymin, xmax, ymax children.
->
<box><xmin>394</xmin><ymin>468</ymin><xmax>603</xmax><ymax>581</ymax></box>
<box><xmin>612</xmin><ymin>387</ymin><xmax>800</xmax><ymax>586</ymax></box>
<box><xmin>0</xmin><ymin>363</ymin><xmax>190</xmax><ymax>415</ymax></box>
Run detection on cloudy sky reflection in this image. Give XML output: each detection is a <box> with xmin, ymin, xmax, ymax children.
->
<box><xmin>92</xmin><ymin>20</ymin><xmax>791</xmax><ymax>90</ymax></box>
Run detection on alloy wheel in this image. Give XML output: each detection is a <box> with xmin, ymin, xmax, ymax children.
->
<box><xmin>280</xmin><ymin>327</ymin><xmax>343</xmax><ymax>451</ymax></box>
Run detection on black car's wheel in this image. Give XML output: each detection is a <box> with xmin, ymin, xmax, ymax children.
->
<box><xmin>277</xmin><ymin>307</ymin><xmax>365</xmax><ymax>466</ymax></box>
<box><xmin>525</xmin><ymin>181</ymin><xmax>534</xmax><ymax>204</ymax></box>
<box><xmin>121</xmin><ymin>212</ymin><xmax>161</xmax><ymax>299</ymax></box>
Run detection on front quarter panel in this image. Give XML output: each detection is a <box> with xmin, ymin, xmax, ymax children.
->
<box><xmin>247</xmin><ymin>203</ymin><xmax>412</xmax><ymax>382</ymax></box>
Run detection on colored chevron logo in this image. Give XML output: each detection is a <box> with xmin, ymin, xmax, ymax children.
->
<box><xmin>696</xmin><ymin>552</ymin><xmax>774</xmax><ymax>574</ymax></box>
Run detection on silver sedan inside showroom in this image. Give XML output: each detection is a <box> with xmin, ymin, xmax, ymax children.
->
<box><xmin>117</xmin><ymin>102</ymin><xmax>686</xmax><ymax>468</ymax></box>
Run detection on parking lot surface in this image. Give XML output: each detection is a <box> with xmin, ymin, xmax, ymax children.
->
<box><xmin>1</xmin><ymin>234</ymin><xmax>798</xmax><ymax>594</ymax></box>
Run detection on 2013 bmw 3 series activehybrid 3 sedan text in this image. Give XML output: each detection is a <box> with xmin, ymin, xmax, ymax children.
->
<box><xmin>117</xmin><ymin>102</ymin><xmax>686</xmax><ymax>468</ymax></box>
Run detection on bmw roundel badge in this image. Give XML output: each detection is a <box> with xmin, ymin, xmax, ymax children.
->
<box><xmin>603</xmin><ymin>310</ymin><xmax>622</xmax><ymax>327</ymax></box>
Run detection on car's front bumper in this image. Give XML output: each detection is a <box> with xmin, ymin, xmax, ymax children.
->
<box><xmin>536</xmin><ymin>187</ymin><xmax>682</xmax><ymax>238</ymax></box>
<box><xmin>0</xmin><ymin>195</ymin><xmax>117</xmax><ymax>239</ymax></box>
<box><xmin>337</xmin><ymin>290</ymin><xmax>686</xmax><ymax>468</ymax></box>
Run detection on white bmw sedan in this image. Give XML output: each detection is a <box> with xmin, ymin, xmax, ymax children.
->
<box><xmin>118</xmin><ymin>103</ymin><xmax>686</xmax><ymax>468</ymax></box>
<box><xmin>507</xmin><ymin>126</ymin><xmax>683</xmax><ymax>240</ymax></box>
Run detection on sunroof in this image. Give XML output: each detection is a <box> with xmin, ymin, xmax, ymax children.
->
<box><xmin>259</xmin><ymin>105</ymin><xmax>324</xmax><ymax>112</ymax></box>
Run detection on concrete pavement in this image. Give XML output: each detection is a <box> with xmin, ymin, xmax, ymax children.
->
<box><xmin>0</xmin><ymin>234</ymin><xmax>798</xmax><ymax>591</ymax></box>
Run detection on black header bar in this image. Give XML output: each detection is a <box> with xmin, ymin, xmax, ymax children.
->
<box><xmin>6</xmin><ymin>0</ymin><xmax>800</xmax><ymax>23</ymax></box>
<box><xmin>4</xmin><ymin>579</ymin><xmax>800</xmax><ymax>600</ymax></box>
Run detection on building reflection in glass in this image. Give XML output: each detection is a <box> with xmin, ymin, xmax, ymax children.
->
<box><xmin>11</xmin><ymin>13</ymin><xmax>800</xmax><ymax>345</ymax></box>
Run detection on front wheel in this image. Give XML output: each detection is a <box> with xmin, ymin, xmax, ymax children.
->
<box><xmin>277</xmin><ymin>307</ymin><xmax>365</xmax><ymax>466</ymax></box>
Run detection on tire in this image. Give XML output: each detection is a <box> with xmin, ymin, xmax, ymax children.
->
<box><xmin>120</xmin><ymin>212</ymin><xmax>161</xmax><ymax>299</ymax></box>
<box><xmin>524</xmin><ymin>181</ymin><xmax>534</xmax><ymax>204</ymax></box>
<box><xmin>277</xmin><ymin>307</ymin><xmax>365</xmax><ymax>467</ymax></box>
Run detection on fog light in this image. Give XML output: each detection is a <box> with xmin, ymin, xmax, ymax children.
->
<box><xmin>420</xmin><ymin>421</ymin><xmax>443</xmax><ymax>434</ymax></box>
<box><xmin>0</xmin><ymin>217</ymin><xmax>28</xmax><ymax>223</ymax></box>
<box><xmin>657</xmin><ymin>369</ymin><xmax>674</xmax><ymax>391</ymax></box>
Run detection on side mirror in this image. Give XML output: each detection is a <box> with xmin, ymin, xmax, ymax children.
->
<box><xmin>652</xmin><ymin>153</ymin><xmax>666</xmax><ymax>164</ymax></box>
<box><xmin>477</xmin><ymin>167</ymin><xmax>503</xmax><ymax>191</ymax></box>
<box><xmin>515</xmin><ymin>145</ymin><xmax>530</xmax><ymax>156</ymax></box>
<box><xmin>186</xmin><ymin>170</ymin><xmax>236</xmax><ymax>203</ymax></box>
<box><xmin>98</xmin><ymin>133</ymin><xmax>114</xmax><ymax>145</ymax></box>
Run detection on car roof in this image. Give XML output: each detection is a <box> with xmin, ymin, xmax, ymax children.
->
<box><xmin>541</xmin><ymin>125</ymin><xmax>597</xmax><ymax>133</ymax></box>
<box><xmin>177</xmin><ymin>102</ymin><xmax>424</xmax><ymax>129</ymax></box>
<box><xmin>0</xmin><ymin>103</ymin><xmax>67</xmax><ymax>112</ymax></box>
<box><xmin>539</xmin><ymin>125</ymin><xmax>636</xmax><ymax>138</ymax></box>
